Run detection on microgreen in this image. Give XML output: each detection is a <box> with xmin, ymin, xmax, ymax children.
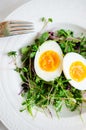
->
<box><xmin>7</xmin><ymin>51</ymin><xmax>17</xmax><ymax>57</ymax></box>
<box><xmin>8</xmin><ymin>18</ymin><xmax>86</xmax><ymax>117</ymax></box>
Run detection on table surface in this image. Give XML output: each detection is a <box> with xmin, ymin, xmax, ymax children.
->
<box><xmin>0</xmin><ymin>1</ymin><xmax>30</xmax><ymax>129</ymax></box>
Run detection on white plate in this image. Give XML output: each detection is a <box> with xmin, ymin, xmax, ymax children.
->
<box><xmin>0</xmin><ymin>0</ymin><xmax>86</xmax><ymax>130</ymax></box>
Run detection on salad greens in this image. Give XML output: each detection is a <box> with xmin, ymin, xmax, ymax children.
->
<box><xmin>8</xmin><ymin>18</ymin><xmax>86</xmax><ymax>116</ymax></box>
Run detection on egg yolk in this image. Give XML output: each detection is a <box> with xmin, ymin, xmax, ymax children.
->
<box><xmin>39</xmin><ymin>50</ymin><xmax>60</xmax><ymax>72</ymax></box>
<box><xmin>69</xmin><ymin>61</ymin><xmax>86</xmax><ymax>82</ymax></box>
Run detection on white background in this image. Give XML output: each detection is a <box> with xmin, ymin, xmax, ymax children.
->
<box><xmin>0</xmin><ymin>1</ymin><xmax>30</xmax><ymax>129</ymax></box>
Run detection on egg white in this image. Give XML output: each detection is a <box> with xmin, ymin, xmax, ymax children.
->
<box><xmin>63</xmin><ymin>52</ymin><xmax>86</xmax><ymax>90</ymax></box>
<box><xmin>34</xmin><ymin>40</ymin><xmax>63</xmax><ymax>81</ymax></box>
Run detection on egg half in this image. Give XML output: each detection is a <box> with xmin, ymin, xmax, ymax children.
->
<box><xmin>34</xmin><ymin>40</ymin><xmax>63</xmax><ymax>81</ymax></box>
<box><xmin>63</xmin><ymin>52</ymin><xmax>86</xmax><ymax>90</ymax></box>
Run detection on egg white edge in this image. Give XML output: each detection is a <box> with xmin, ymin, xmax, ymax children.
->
<box><xmin>63</xmin><ymin>52</ymin><xmax>86</xmax><ymax>90</ymax></box>
<box><xmin>34</xmin><ymin>40</ymin><xmax>63</xmax><ymax>81</ymax></box>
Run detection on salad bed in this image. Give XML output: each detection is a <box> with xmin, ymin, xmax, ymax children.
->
<box><xmin>8</xmin><ymin>18</ymin><xmax>86</xmax><ymax>116</ymax></box>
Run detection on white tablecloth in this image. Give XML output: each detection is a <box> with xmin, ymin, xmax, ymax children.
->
<box><xmin>0</xmin><ymin>1</ymin><xmax>30</xmax><ymax>129</ymax></box>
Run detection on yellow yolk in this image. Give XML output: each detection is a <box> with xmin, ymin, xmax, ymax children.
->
<box><xmin>69</xmin><ymin>61</ymin><xmax>86</xmax><ymax>82</ymax></box>
<box><xmin>39</xmin><ymin>50</ymin><xmax>60</xmax><ymax>72</ymax></box>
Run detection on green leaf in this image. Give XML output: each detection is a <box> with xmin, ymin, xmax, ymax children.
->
<box><xmin>35</xmin><ymin>76</ymin><xmax>41</xmax><ymax>84</ymax></box>
<box><xmin>32</xmin><ymin>44</ymin><xmax>38</xmax><ymax>51</ymax></box>
<box><xmin>54</xmin><ymin>100</ymin><xmax>62</xmax><ymax>112</ymax></box>
<box><xmin>48</xmin><ymin>18</ymin><xmax>53</xmax><ymax>22</ymax></box>
<box><xmin>20</xmin><ymin>73</ymin><xmax>27</xmax><ymax>82</ymax></box>
<box><xmin>80</xmin><ymin>52</ymin><xmax>86</xmax><ymax>58</ymax></box>
<box><xmin>39</xmin><ymin>32</ymin><xmax>49</xmax><ymax>44</ymax></box>
<box><xmin>22</xmin><ymin>67</ymin><xmax>28</xmax><ymax>73</ymax></box>
<box><xmin>65</xmin><ymin>98</ymin><xmax>77</xmax><ymax>111</ymax></box>
<box><xmin>14</xmin><ymin>67</ymin><xmax>21</xmax><ymax>73</ymax></box>
<box><xmin>22</xmin><ymin>101</ymin><xmax>26</xmax><ymax>105</ymax></box>
<box><xmin>41</xmin><ymin>17</ymin><xmax>46</xmax><ymax>22</ymax></box>
<box><xmin>30</xmin><ymin>52</ymin><xmax>36</xmax><ymax>58</ymax></box>
<box><xmin>41</xmin><ymin>17</ymin><xmax>53</xmax><ymax>23</ymax></box>
<box><xmin>57</xmin><ymin>29</ymin><xmax>73</xmax><ymax>38</ymax></box>
<box><xmin>20</xmin><ymin>109</ymin><xmax>26</xmax><ymax>112</ymax></box>
<box><xmin>20</xmin><ymin>46</ymin><xmax>30</xmax><ymax>55</ymax></box>
<box><xmin>7</xmin><ymin>51</ymin><xmax>17</xmax><ymax>56</ymax></box>
<box><xmin>27</xmin><ymin>105</ymin><xmax>33</xmax><ymax>115</ymax></box>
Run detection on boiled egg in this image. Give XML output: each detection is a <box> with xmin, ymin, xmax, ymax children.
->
<box><xmin>34</xmin><ymin>40</ymin><xmax>63</xmax><ymax>81</ymax></box>
<box><xmin>63</xmin><ymin>52</ymin><xmax>86</xmax><ymax>90</ymax></box>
